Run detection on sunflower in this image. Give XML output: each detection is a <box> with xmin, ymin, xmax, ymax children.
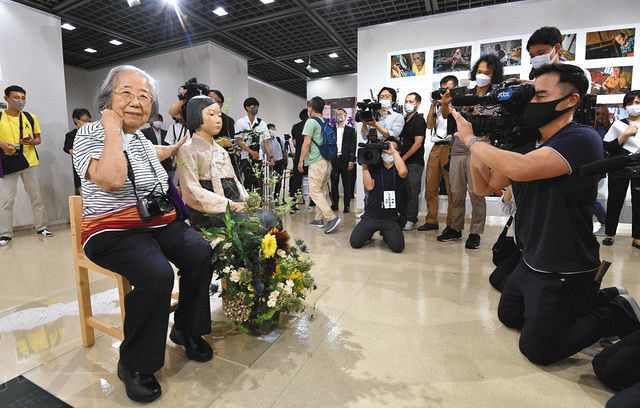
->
<box><xmin>270</xmin><ymin>228</ymin><xmax>291</xmax><ymax>251</ymax></box>
<box><xmin>261</xmin><ymin>233</ymin><xmax>277</xmax><ymax>258</ymax></box>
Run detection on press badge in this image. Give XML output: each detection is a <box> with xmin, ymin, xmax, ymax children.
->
<box><xmin>383</xmin><ymin>190</ymin><xmax>396</xmax><ymax>209</ymax></box>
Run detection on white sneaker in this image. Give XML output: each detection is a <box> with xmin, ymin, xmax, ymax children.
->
<box><xmin>403</xmin><ymin>221</ymin><xmax>416</xmax><ymax>231</ymax></box>
<box><xmin>36</xmin><ymin>228</ymin><xmax>55</xmax><ymax>237</ymax></box>
<box><xmin>594</xmin><ymin>224</ymin><xmax>606</xmax><ymax>236</ymax></box>
<box><xmin>0</xmin><ymin>236</ymin><xmax>12</xmax><ymax>247</ymax></box>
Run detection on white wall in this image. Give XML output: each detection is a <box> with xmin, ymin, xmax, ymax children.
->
<box><xmin>248</xmin><ymin>77</ymin><xmax>306</xmax><ymax>135</ymax></box>
<box><xmin>357</xmin><ymin>0</ymin><xmax>640</xmax><ymax>218</ymax></box>
<box><xmin>307</xmin><ymin>73</ymin><xmax>357</xmax><ymax>100</ymax></box>
<box><xmin>0</xmin><ymin>0</ymin><xmax>72</xmax><ymax>228</ymax></box>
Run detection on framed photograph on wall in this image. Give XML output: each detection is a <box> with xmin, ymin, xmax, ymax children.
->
<box><xmin>433</xmin><ymin>45</ymin><xmax>472</xmax><ymax>73</ymax></box>
<box><xmin>390</xmin><ymin>50</ymin><xmax>427</xmax><ymax>78</ymax></box>
<box><xmin>588</xmin><ymin>66</ymin><xmax>633</xmax><ymax>95</ymax></box>
<box><xmin>480</xmin><ymin>39</ymin><xmax>522</xmax><ymax>66</ymax></box>
<box><xmin>323</xmin><ymin>97</ymin><xmax>357</xmax><ymax>126</ymax></box>
<box><xmin>586</xmin><ymin>28</ymin><xmax>635</xmax><ymax>59</ymax></box>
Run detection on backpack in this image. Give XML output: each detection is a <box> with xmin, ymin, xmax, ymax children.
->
<box><xmin>310</xmin><ymin>117</ymin><xmax>337</xmax><ymax>160</ymax></box>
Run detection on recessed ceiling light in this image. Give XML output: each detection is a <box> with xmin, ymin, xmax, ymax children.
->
<box><xmin>213</xmin><ymin>7</ymin><xmax>228</xmax><ymax>16</ymax></box>
<box><xmin>294</xmin><ymin>59</ymin><xmax>304</xmax><ymax>63</ymax></box>
<box><xmin>61</xmin><ymin>23</ymin><xmax>76</xmax><ymax>30</ymax></box>
<box><xmin>311</xmin><ymin>68</ymin><xmax>319</xmax><ymax>73</ymax></box>
<box><xmin>260</xmin><ymin>0</ymin><xmax>275</xmax><ymax>3</ymax></box>
<box><xmin>84</xmin><ymin>48</ymin><xmax>97</xmax><ymax>53</ymax></box>
<box><xmin>328</xmin><ymin>53</ymin><xmax>339</xmax><ymax>58</ymax></box>
<box><xmin>109</xmin><ymin>39</ymin><xmax>123</xmax><ymax>45</ymax></box>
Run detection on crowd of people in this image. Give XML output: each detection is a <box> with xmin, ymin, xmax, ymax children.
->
<box><xmin>0</xmin><ymin>24</ymin><xmax>638</xmax><ymax>406</ymax></box>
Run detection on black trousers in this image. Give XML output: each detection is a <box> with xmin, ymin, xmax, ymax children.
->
<box><xmin>606</xmin><ymin>383</ymin><xmax>640</xmax><ymax>408</ymax></box>
<box><xmin>593</xmin><ymin>329</ymin><xmax>640</xmax><ymax>392</ymax></box>
<box><xmin>240</xmin><ymin>158</ymin><xmax>261</xmax><ymax>192</ymax></box>
<box><xmin>273</xmin><ymin>159</ymin><xmax>286</xmax><ymax>201</ymax></box>
<box><xmin>84</xmin><ymin>221</ymin><xmax>214</xmax><ymax>374</ymax></box>
<box><xmin>330</xmin><ymin>157</ymin><xmax>352</xmax><ymax>209</ymax></box>
<box><xmin>349</xmin><ymin>215</ymin><xmax>404</xmax><ymax>253</ymax></box>
<box><xmin>498</xmin><ymin>261</ymin><xmax>618</xmax><ymax>365</ymax></box>
<box><xmin>289</xmin><ymin>160</ymin><xmax>303</xmax><ymax>200</ymax></box>
<box><xmin>605</xmin><ymin>175</ymin><xmax>640</xmax><ymax>239</ymax></box>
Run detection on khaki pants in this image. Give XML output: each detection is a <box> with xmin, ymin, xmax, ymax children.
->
<box><xmin>308</xmin><ymin>159</ymin><xmax>334</xmax><ymax>222</ymax></box>
<box><xmin>424</xmin><ymin>143</ymin><xmax>453</xmax><ymax>226</ymax></box>
<box><xmin>0</xmin><ymin>165</ymin><xmax>48</xmax><ymax>237</ymax></box>
<box><xmin>449</xmin><ymin>154</ymin><xmax>486</xmax><ymax>235</ymax></box>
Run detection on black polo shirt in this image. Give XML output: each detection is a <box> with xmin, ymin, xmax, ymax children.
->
<box><xmin>399</xmin><ymin>113</ymin><xmax>426</xmax><ymax>165</ymax></box>
<box><xmin>364</xmin><ymin>165</ymin><xmax>399</xmax><ymax>220</ymax></box>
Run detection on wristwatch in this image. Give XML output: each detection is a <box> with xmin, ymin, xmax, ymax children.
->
<box><xmin>466</xmin><ymin>136</ymin><xmax>480</xmax><ymax>150</ymax></box>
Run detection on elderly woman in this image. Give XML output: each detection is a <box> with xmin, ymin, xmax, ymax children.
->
<box><xmin>73</xmin><ymin>65</ymin><xmax>214</xmax><ymax>403</ymax></box>
<box><xmin>177</xmin><ymin>95</ymin><xmax>247</xmax><ymax>230</ymax></box>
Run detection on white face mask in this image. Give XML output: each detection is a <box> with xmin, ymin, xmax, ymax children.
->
<box><xmin>336</xmin><ymin>115</ymin><xmax>345</xmax><ymax>122</ymax></box>
<box><xmin>475</xmin><ymin>74</ymin><xmax>492</xmax><ymax>87</ymax></box>
<box><xmin>152</xmin><ymin>121</ymin><xmax>163</xmax><ymax>130</ymax></box>
<box><xmin>404</xmin><ymin>103</ymin><xmax>415</xmax><ymax>114</ymax></box>
<box><xmin>380</xmin><ymin>100</ymin><xmax>392</xmax><ymax>110</ymax></box>
<box><xmin>626</xmin><ymin>105</ymin><xmax>640</xmax><ymax>117</ymax></box>
<box><xmin>531</xmin><ymin>52</ymin><xmax>553</xmax><ymax>69</ymax></box>
<box><xmin>269</xmin><ymin>129</ymin><xmax>276</xmax><ymax>136</ymax></box>
<box><xmin>381</xmin><ymin>152</ymin><xmax>394</xmax><ymax>164</ymax></box>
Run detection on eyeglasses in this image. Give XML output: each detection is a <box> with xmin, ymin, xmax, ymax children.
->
<box><xmin>114</xmin><ymin>89</ymin><xmax>154</xmax><ymax>106</ymax></box>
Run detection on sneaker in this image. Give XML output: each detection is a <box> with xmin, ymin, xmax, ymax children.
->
<box><xmin>343</xmin><ymin>206</ymin><xmax>350</xmax><ymax>214</ymax></box>
<box><xmin>36</xmin><ymin>228</ymin><xmax>54</xmax><ymax>238</ymax></box>
<box><xmin>437</xmin><ymin>227</ymin><xmax>462</xmax><ymax>242</ymax></box>
<box><xmin>0</xmin><ymin>236</ymin><xmax>12</xmax><ymax>247</ymax></box>
<box><xmin>324</xmin><ymin>217</ymin><xmax>341</xmax><ymax>234</ymax></box>
<box><xmin>417</xmin><ymin>222</ymin><xmax>439</xmax><ymax>231</ymax></box>
<box><xmin>603</xmin><ymin>236</ymin><xmax>614</xmax><ymax>246</ymax></box>
<box><xmin>403</xmin><ymin>221</ymin><xmax>416</xmax><ymax>231</ymax></box>
<box><xmin>613</xmin><ymin>294</ymin><xmax>640</xmax><ymax>339</ymax></box>
<box><xmin>594</xmin><ymin>224</ymin><xmax>606</xmax><ymax>236</ymax></box>
<box><xmin>310</xmin><ymin>219</ymin><xmax>324</xmax><ymax>228</ymax></box>
<box><xmin>465</xmin><ymin>233</ymin><xmax>481</xmax><ymax>249</ymax></box>
<box><xmin>356</xmin><ymin>211</ymin><xmax>365</xmax><ymax>219</ymax></box>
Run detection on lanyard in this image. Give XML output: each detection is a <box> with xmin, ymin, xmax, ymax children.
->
<box><xmin>380</xmin><ymin>166</ymin><xmax>397</xmax><ymax>191</ymax></box>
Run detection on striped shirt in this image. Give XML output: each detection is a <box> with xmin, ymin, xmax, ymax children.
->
<box><xmin>73</xmin><ymin>121</ymin><xmax>176</xmax><ymax>244</ymax></box>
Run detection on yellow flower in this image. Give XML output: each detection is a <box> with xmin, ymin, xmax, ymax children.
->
<box><xmin>261</xmin><ymin>233</ymin><xmax>277</xmax><ymax>258</ymax></box>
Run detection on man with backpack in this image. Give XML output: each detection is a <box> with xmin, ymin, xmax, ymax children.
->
<box><xmin>0</xmin><ymin>85</ymin><xmax>54</xmax><ymax>247</ymax></box>
<box><xmin>297</xmin><ymin>96</ymin><xmax>341</xmax><ymax>234</ymax></box>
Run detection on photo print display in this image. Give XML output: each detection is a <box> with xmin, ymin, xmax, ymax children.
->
<box><xmin>480</xmin><ymin>39</ymin><xmax>523</xmax><ymax>66</ymax></box>
<box><xmin>323</xmin><ymin>97</ymin><xmax>357</xmax><ymax>126</ymax></box>
<box><xmin>390</xmin><ymin>51</ymin><xmax>427</xmax><ymax>78</ymax></box>
<box><xmin>588</xmin><ymin>66</ymin><xmax>633</xmax><ymax>95</ymax></box>
<box><xmin>433</xmin><ymin>46</ymin><xmax>472</xmax><ymax>73</ymax></box>
<box><xmin>559</xmin><ymin>33</ymin><xmax>577</xmax><ymax>61</ymax></box>
<box><xmin>586</xmin><ymin>28</ymin><xmax>635</xmax><ymax>59</ymax></box>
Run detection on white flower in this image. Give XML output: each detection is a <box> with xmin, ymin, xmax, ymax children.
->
<box><xmin>283</xmin><ymin>285</ymin><xmax>293</xmax><ymax>295</ymax></box>
<box><xmin>286</xmin><ymin>279</ymin><xmax>294</xmax><ymax>287</ymax></box>
<box><xmin>267</xmin><ymin>299</ymin><xmax>276</xmax><ymax>308</ymax></box>
<box><xmin>223</xmin><ymin>242</ymin><xmax>232</xmax><ymax>250</ymax></box>
<box><xmin>277</xmin><ymin>282</ymin><xmax>285</xmax><ymax>289</ymax></box>
<box><xmin>222</xmin><ymin>266</ymin><xmax>231</xmax><ymax>274</ymax></box>
<box><xmin>276</xmin><ymin>249</ymin><xmax>286</xmax><ymax>257</ymax></box>
<box><xmin>269</xmin><ymin>290</ymin><xmax>280</xmax><ymax>300</ymax></box>
<box><xmin>230</xmin><ymin>270</ymin><xmax>241</xmax><ymax>282</ymax></box>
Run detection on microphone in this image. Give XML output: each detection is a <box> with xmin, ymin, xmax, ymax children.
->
<box><xmin>579</xmin><ymin>154</ymin><xmax>640</xmax><ymax>177</ymax></box>
<box><xmin>451</xmin><ymin>95</ymin><xmax>482</xmax><ymax>106</ymax></box>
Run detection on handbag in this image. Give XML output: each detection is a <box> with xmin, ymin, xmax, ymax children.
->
<box><xmin>0</xmin><ymin>113</ymin><xmax>30</xmax><ymax>176</ymax></box>
<box><xmin>492</xmin><ymin>216</ymin><xmax>518</xmax><ymax>266</ymax></box>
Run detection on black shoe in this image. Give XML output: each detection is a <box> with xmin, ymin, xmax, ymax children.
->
<box><xmin>465</xmin><ymin>233</ymin><xmax>481</xmax><ymax>249</ymax></box>
<box><xmin>417</xmin><ymin>223</ymin><xmax>439</xmax><ymax>231</ymax></box>
<box><xmin>117</xmin><ymin>361</ymin><xmax>162</xmax><ymax>403</ymax></box>
<box><xmin>612</xmin><ymin>294</ymin><xmax>640</xmax><ymax>339</ymax></box>
<box><xmin>169</xmin><ymin>326</ymin><xmax>213</xmax><ymax>362</ymax></box>
<box><xmin>596</xmin><ymin>286</ymin><xmax>628</xmax><ymax>306</ymax></box>
<box><xmin>603</xmin><ymin>236</ymin><xmax>614</xmax><ymax>246</ymax></box>
<box><xmin>437</xmin><ymin>227</ymin><xmax>462</xmax><ymax>242</ymax></box>
<box><xmin>330</xmin><ymin>205</ymin><xmax>339</xmax><ymax>211</ymax></box>
<box><xmin>343</xmin><ymin>206</ymin><xmax>350</xmax><ymax>214</ymax></box>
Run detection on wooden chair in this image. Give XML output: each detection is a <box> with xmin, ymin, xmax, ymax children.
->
<box><xmin>69</xmin><ymin>196</ymin><xmax>178</xmax><ymax>346</ymax></box>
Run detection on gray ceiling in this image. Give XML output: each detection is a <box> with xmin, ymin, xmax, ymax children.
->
<box><xmin>14</xmin><ymin>0</ymin><xmax>521</xmax><ymax>96</ymax></box>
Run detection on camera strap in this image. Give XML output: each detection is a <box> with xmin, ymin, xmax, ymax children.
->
<box><xmin>380</xmin><ymin>167</ymin><xmax>397</xmax><ymax>209</ymax></box>
<box><xmin>123</xmin><ymin>136</ymin><xmax>166</xmax><ymax>201</ymax></box>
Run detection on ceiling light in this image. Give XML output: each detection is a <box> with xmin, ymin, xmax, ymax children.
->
<box><xmin>213</xmin><ymin>7</ymin><xmax>228</xmax><ymax>16</ymax></box>
<box><xmin>61</xmin><ymin>23</ymin><xmax>76</xmax><ymax>30</ymax></box>
<box><xmin>127</xmin><ymin>0</ymin><xmax>141</xmax><ymax>7</ymax></box>
<box><xmin>260</xmin><ymin>0</ymin><xmax>275</xmax><ymax>3</ymax></box>
<box><xmin>311</xmin><ymin>68</ymin><xmax>319</xmax><ymax>73</ymax></box>
<box><xmin>84</xmin><ymin>48</ymin><xmax>97</xmax><ymax>53</ymax></box>
<box><xmin>328</xmin><ymin>53</ymin><xmax>339</xmax><ymax>58</ymax></box>
<box><xmin>109</xmin><ymin>39</ymin><xmax>123</xmax><ymax>45</ymax></box>
<box><xmin>294</xmin><ymin>58</ymin><xmax>304</xmax><ymax>63</ymax></box>
<box><xmin>164</xmin><ymin>0</ymin><xmax>178</xmax><ymax>4</ymax></box>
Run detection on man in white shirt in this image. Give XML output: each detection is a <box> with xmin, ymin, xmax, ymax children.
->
<box><xmin>330</xmin><ymin>109</ymin><xmax>357</xmax><ymax>213</ymax></box>
<box><xmin>265</xmin><ymin>123</ymin><xmax>286</xmax><ymax>201</ymax></box>
<box><xmin>234</xmin><ymin>97</ymin><xmax>274</xmax><ymax>191</ymax></box>
<box><xmin>359</xmin><ymin>87</ymin><xmax>405</xmax><ymax>142</ymax></box>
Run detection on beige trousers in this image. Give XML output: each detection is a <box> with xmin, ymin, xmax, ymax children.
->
<box><xmin>0</xmin><ymin>165</ymin><xmax>48</xmax><ymax>237</ymax></box>
<box><xmin>308</xmin><ymin>159</ymin><xmax>335</xmax><ymax>222</ymax></box>
<box><xmin>448</xmin><ymin>154</ymin><xmax>486</xmax><ymax>235</ymax></box>
<box><xmin>424</xmin><ymin>143</ymin><xmax>453</xmax><ymax>226</ymax></box>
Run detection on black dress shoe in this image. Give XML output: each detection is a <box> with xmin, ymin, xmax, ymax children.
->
<box><xmin>417</xmin><ymin>223</ymin><xmax>439</xmax><ymax>231</ymax></box>
<box><xmin>170</xmin><ymin>325</ymin><xmax>213</xmax><ymax>362</ymax></box>
<box><xmin>117</xmin><ymin>361</ymin><xmax>162</xmax><ymax>403</ymax></box>
<box><xmin>330</xmin><ymin>205</ymin><xmax>339</xmax><ymax>211</ymax></box>
<box><xmin>343</xmin><ymin>206</ymin><xmax>350</xmax><ymax>213</ymax></box>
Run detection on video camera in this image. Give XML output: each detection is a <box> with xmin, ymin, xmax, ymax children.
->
<box><xmin>580</xmin><ymin>153</ymin><xmax>640</xmax><ymax>190</ymax></box>
<box><xmin>431</xmin><ymin>86</ymin><xmax>467</xmax><ymax>101</ymax></box>
<box><xmin>178</xmin><ymin>78</ymin><xmax>209</xmax><ymax>102</ymax></box>
<box><xmin>357</xmin><ymin>141</ymin><xmax>390</xmax><ymax>167</ymax></box>
<box><xmin>355</xmin><ymin>99</ymin><xmax>382</xmax><ymax>123</ymax></box>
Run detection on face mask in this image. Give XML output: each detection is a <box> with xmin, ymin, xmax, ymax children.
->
<box><xmin>475</xmin><ymin>74</ymin><xmax>492</xmax><ymax>87</ymax></box>
<box><xmin>152</xmin><ymin>121</ymin><xmax>163</xmax><ymax>129</ymax></box>
<box><xmin>380</xmin><ymin>100</ymin><xmax>391</xmax><ymax>110</ymax></box>
<box><xmin>626</xmin><ymin>105</ymin><xmax>640</xmax><ymax>117</ymax></box>
<box><xmin>404</xmin><ymin>103</ymin><xmax>415</xmax><ymax>114</ymax></box>
<box><xmin>381</xmin><ymin>152</ymin><xmax>394</xmax><ymax>164</ymax></box>
<box><xmin>269</xmin><ymin>129</ymin><xmax>276</xmax><ymax>136</ymax></box>
<box><xmin>336</xmin><ymin>116</ymin><xmax>345</xmax><ymax>122</ymax></box>
<box><xmin>8</xmin><ymin>100</ymin><xmax>25</xmax><ymax>111</ymax></box>
<box><xmin>522</xmin><ymin>93</ymin><xmax>575</xmax><ymax>130</ymax></box>
<box><xmin>250</xmin><ymin>107</ymin><xmax>259</xmax><ymax>116</ymax></box>
<box><xmin>530</xmin><ymin>52</ymin><xmax>553</xmax><ymax>69</ymax></box>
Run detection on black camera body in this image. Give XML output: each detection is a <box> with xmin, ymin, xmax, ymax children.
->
<box><xmin>431</xmin><ymin>86</ymin><xmax>467</xmax><ymax>101</ymax></box>
<box><xmin>355</xmin><ymin>99</ymin><xmax>382</xmax><ymax>123</ymax></box>
<box><xmin>178</xmin><ymin>78</ymin><xmax>209</xmax><ymax>101</ymax></box>
<box><xmin>357</xmin><ymin>141</ymin><xmax>389</xmax><ymax>167</ymax></box>
<box><xmin>137</xmin><ymin>193</ymin><xmax>175</xmax><ymax>221</ymax></box>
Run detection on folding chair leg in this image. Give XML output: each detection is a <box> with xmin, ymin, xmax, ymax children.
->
<box><xmin>76</xmin><ymin>266</ymin><xmax>96</xmax><ymax>347</ymax></box>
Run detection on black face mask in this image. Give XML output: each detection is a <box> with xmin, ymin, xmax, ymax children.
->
<box><xmin>522</xmin><ymin>93</ymin><xmax>576</xmax><ymax>130</ymax></box>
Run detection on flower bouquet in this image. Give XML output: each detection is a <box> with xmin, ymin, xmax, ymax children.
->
<box><xmin>203</xmin><ymin>206</ymin><xmax>315</xmax><ymax>335</ymax></box>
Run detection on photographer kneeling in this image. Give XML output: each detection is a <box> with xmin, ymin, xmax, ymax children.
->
<box><xmin>350</xmin><ymin>137</ymin><xmax>407</xmax><ymax>253</ymax></box>
<box><xmin>74</xmin><ymin>66</ymin><xmax>215</xmax><ymax>403</ymax></box>
<box><xmin>451</xmin><ymin>63</ymin><xmax>640</xmax><ymax>365</ymax></box>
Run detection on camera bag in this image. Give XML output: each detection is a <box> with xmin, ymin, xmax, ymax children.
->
<box><xmin>0</xmin><ymin>111</ymin><xmax>35</xmax><ymax>176</ymax></box>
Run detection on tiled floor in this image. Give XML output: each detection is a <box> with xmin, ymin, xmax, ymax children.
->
<box><xmin>0</xmin><ymin>211</ymin><xmax>638</xmax><ymax>407</ymax></box>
